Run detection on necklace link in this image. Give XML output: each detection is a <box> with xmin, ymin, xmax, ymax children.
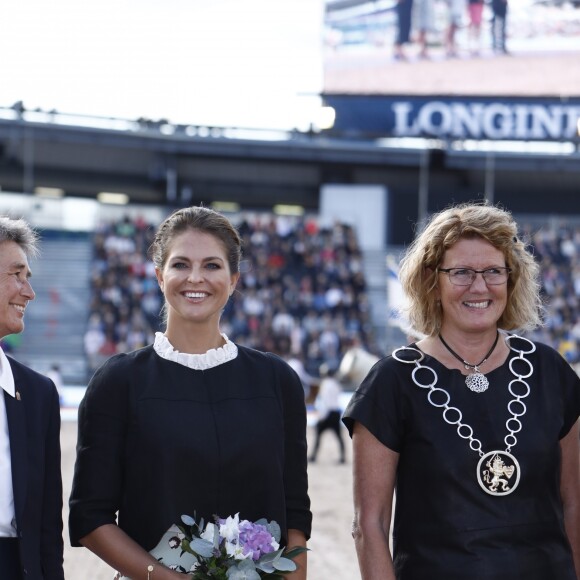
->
<box><xmin>393</xmin><ymin>334</ymin><xmax>535</xmax><ymax>495</ymax></box>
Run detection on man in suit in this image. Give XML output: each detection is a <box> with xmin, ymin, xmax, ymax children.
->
<box><xmin>0</xmin><ymin>216</ymin><xmax>64</xmax><ymax>579</ymax></box>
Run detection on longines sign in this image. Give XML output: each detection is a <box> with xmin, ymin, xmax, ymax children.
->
<box><xmin>322</xmin><ymin>95</ymin><xmax>580</xmax><ymax>141</ymax></box>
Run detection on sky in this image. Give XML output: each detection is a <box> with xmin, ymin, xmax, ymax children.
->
<box><xmin>1</xmin><ymin>0</ymin><xmax>325</xmax><ymax>130</ymax></box>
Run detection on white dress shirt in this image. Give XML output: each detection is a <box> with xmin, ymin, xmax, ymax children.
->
<box><xmin>314</xmin><ymin>376</ymin><xmax>342</xmax><ymax>421</ymax></box>
<box><xmin>0</xmin><ymin>347</ymin><xmax>17</xmax><ymax>537</ymax></box>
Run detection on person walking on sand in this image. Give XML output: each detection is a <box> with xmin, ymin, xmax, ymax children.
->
<box><xmin>309</xmin><ymin>363</ymin><xmax>346</xmax><ymax>464</ymax></box>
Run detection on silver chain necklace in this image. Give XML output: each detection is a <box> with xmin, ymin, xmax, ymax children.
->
<box><xmin>392</xmin><ymin>334</ymin><xmax>536</xmax><ymax>496</ymax></box>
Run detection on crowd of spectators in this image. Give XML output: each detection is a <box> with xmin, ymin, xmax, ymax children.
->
<box><xmin>83</xmin><ymin>213</ymin><xmax>580</xmax><ymax>385</ymax></box>
<box><xmin>84</xmin><ymin>215</ymin><xmax>160</xmax><ymax>374</ymax></box>
<box><xmin>525</xmin><ymin>221</ymin><xmax>580</xmax><ymax>373</ymax></box>
<box><xmin>84</xmin><ymin>212</ymin><xmax>377</xmax><ymax>386</ymax></box>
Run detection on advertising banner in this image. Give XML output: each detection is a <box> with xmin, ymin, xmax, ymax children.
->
<box><xmin>323</xmin><ymin>0</ymin><xmax>580</xmax><ymax>140</ymax></box>
<box><xmin>322</xmin><ymin>95</ymin><xmax>580</xmax><ymax>141</ymax></box>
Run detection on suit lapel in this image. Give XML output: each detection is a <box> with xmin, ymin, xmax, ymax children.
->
<box><xmin>4</xmin><ymin>367</ymin><xmax>28</xmax><ymax>525</ymax></box>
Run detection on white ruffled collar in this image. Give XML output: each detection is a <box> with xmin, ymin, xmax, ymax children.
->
<box><xmin>153</xmin><ymin>332</ymin><xmax>238</xmax><ymax>370</ymax></box>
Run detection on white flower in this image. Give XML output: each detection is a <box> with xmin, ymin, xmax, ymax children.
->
<box><xmin>271</xmin><ymin>538</ymin><xmax>280</xmax><ymax>551</ymax></box>
<box><xmin>200</xmin><ymin>522</ymin><xmax>216</xmax><ymax>543</ymax></box>
<box><xmin>225</xmin><ymin>540</ymin><xmax>251</xmax><ymax>561</ymax></box>
<box><xmin>220</xmin><ymin>514</ymin><xmax>240</xmax><ymax>543</ymax></box>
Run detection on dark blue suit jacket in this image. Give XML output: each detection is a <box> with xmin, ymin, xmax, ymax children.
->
<box><xmin>5</xmin><ymin>356</ymin><xmax>64</xmax><ymax>580</ymax></box>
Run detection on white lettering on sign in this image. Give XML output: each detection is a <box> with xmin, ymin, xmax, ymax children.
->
<box><xmin>392</xmin><ymin>101</ymin><xmax>580</xmax><ymax>140</ymax></box>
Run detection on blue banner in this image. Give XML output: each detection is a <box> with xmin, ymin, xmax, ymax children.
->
<box><xmin>322</xmin><ymin>95</ymin><xmax>580</xmax><ymax>142</ymax></box>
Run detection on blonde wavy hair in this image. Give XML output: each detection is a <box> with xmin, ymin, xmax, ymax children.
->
<box><xmin>398</xmin><ymin>202</ymin><xmax>542</xmax><ymax>336</ymax></box>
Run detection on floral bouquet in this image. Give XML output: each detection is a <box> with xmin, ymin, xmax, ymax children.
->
<box><xmin>152</xmin><ymin>513</ymin><xmax>306</xmax><ymax>579</ymax></box>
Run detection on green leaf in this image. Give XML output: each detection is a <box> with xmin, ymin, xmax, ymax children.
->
<box><xmin>190</xmin><ymin>537</ymin><xmax>215</xmax><ymax>558</ymax></box>
<box><xmin>266</xmin><ymin>521</ymin><xmax>281</xmax><ymax>543</ymax></box>
<box><xmin>272</xmin><ymin>557</ymin><xmax>297</xmax><ymax>572</ymax></box>
<box><xmin>256</xmin><ymin>561</ymin><xmax>275</xmax><ymax>574</ymax></box>
<box><xmin>226</xmin><ymin>559</ymin><xmax>261</xmax><ymax>580</ymax></box>
<box><xmin>256</xmin><ymin>547</ymin><xmax>285</xmax><ymax>573</ymax></box>
<box><xmin>212</xmin><ymin>523</ymin><xmax>221</xmax><ymax>549</ymax></box>
<box><xmin>181</xmin><ymin>538</ymin><xmax>195</xmax><ymax>556</ymax></box>
<box><xmin>257</xmin><ymin>548</ymin><xmax>284</xmax><ymax>564</ymax></box>
<box><xmin>282</xmin><ymin>546</ymin><xmax>309</xmax><ymax>559</ymax></box>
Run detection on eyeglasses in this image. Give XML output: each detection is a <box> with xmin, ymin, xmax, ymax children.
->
<box><xmin>438</xmin><ymin>267</ymin><xmax>511</xmax><ymax>286</ymax></box>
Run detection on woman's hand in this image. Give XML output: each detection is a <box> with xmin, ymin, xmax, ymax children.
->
<box><xmin>285</xmin><ymin>529</ymin><xmax>307</xmax><ymax>580</ymax></box>
<box><xmin>81</xmin><ymin>524</ymin><xmax>186</xmax><ymax>580</ymax></box>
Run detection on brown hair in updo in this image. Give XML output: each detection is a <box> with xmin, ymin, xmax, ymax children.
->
<box><xmin>150</xmin><ymin>206</ymin><xmax>242</xmax><ymax>275</ymax></box>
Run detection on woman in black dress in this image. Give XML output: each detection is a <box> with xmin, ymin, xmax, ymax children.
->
<box><xmin>343</xmin><ymin>203</ymin><xmax>580</xmax><ymax>579</ymax></box>
<box><xmin>69</xmin><ymin>206</ymin><xmax>311</xmax><ymax>579</ymax></box>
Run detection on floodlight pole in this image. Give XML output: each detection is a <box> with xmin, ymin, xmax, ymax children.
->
<box><xmin>23</xmin><ymin>127</ymin><xmax>35</xmax><ymax>195</ymax></box>
<box><xmin>166</xmin><ymin>167</ymin><xmax>177</xmax><ymax>203</ymax></box>
<box><xmin>417</xmin><ymin>146</ymin><xmax>429</xmax><ymax>231</ymax></box>
<box><xmin>484</xmin><ymin>149</ymin><xmax>495</xmax><ymax>203</ymax></box>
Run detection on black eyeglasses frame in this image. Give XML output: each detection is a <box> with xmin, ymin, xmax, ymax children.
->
<box><xmin>437</xmin><ymin>267</ymin><xmax>512</xmax><ymax>286</ymax></box>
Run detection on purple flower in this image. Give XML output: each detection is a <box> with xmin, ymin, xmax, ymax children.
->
<box><xmin>238</xmin><ymin>521</ymin><xmax>279</xmax><ymax>561</ymax></box>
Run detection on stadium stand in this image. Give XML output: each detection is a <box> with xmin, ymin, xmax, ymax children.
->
<box><xmin>84</xmin><ymin>215</ymin><xmax>158</xmax><ymax>375</ymax></box>
<box><xmin>4</xmin><ymin>211</ymin><xmax>579</xmax><ymax>385</ymax></box>
<box><xmin>1</xmin><ymin>230</ymin><xmax>92</xmax><ymax>384</ymax></box>
<box><xmin>82</xmin><ymin>212</ymin><xmax>379</xmax><ymax>388</ymax></box>
<box><xmin>526</xmin><ymin>221</ymin><xmax>580</xmax><ymax>374</ymax></box>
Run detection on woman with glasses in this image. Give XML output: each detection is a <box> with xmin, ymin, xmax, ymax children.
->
<box><xmin>343</xmin><ymin>203</ymin><xmax>580</xmax><ymax>579</ymax></box>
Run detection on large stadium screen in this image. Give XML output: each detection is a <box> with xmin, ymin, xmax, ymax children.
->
<box><xmin>322</xmin><ymin>0</ymin><xmax>580</xmax><ymax>141</ymax></box>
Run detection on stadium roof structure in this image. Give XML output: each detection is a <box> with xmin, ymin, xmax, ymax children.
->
<box><xmin>0</xmin><ymin>108</ymin><xmax>579</xmax><ymax>244</ymax></box>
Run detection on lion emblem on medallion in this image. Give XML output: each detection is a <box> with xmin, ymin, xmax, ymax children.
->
<box><xmin>482</xmin><ymin>453</ymin><xmax>515</xmax><ymax>493</ymax></box>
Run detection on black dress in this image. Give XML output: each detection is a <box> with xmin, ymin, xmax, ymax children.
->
<box><xmin>343</xmin><ymin>338</ymin><xmax>580</xmax><ymax>580</ymax></box>
<box><xmin>69</xmin><ymin>341</ymin><xmax>312</xmax><ymax>552</ymax></box>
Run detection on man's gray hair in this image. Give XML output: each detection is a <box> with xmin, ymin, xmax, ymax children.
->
<box><xmin>0</xmin><ymin>216</ymin><xmax>40</xmax><ymax>258</ymax></box>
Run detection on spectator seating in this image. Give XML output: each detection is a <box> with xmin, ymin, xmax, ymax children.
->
<box><xmin>84</xmin><ymin>214</ymin><xmax>580</xmax><ymax>382</ymax></box>
<box><xmin>84</xmin><ymin>212</ymin><xmax>378</xmax><ymax>382</ymax></box>
<box><xmin>525</xmin><ymin>221</ymin><xmax>580</xmax><ymax>374</ymax></box>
